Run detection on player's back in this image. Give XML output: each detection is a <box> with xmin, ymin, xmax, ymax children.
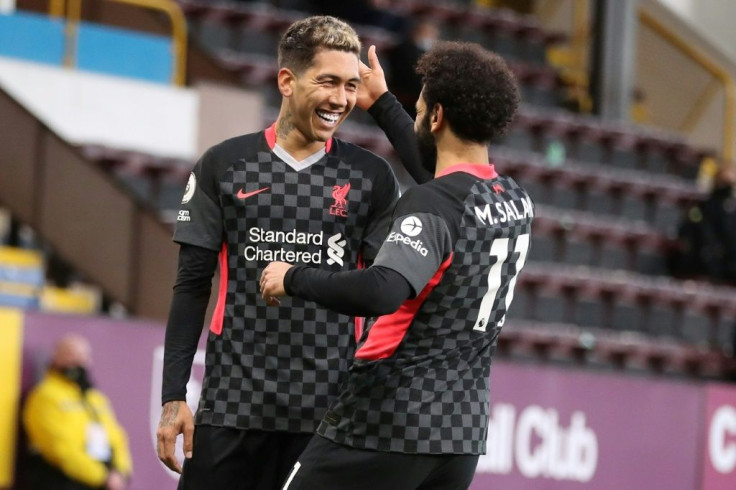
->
<box><xmin>318</xmin><ymin>164</ymin><xmax>534</xmax><ymax>454</ymax></box>
<box><xmin>400</xmin><ymin>166</ymin><xmax>534</xmax><ymax>361</ymax></box>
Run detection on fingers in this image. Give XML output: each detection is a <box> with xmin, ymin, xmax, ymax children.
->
<box><xmin>367</xmin><ymin>45</ymin><xmax>379</xmax><ymax>69</ymax></box>
<box><xmin>156</xmin><ymin>425</ymin><xmax>183</xmax><ymax>473</ymax></box>
<box><xmin>156</xmin><ymin>402</ymin><xmax>188</xmax><ymax>473</ymax></box>
<box><xmin>260</xmin><ymin>279</ymin><xmax>281</xmax><ymax>305</ymax></box>
<box><xmin>182</xmin><ymin>418</ymin><xmax>195</xmax><ymax>460</ymax></box>
<box><xmin>259</xmin><ymin>270</ymin><xmax>277</xmax><ymax>305</ymax></box>
<box><xmin>259</xmin><ymin>262</ymin><xmax>291</xmax><ymax>303</ymax></box>
<box><xmin>259</xmin><ymin>270</ymin><xmax>270</xmax><ymax>296</ymax></box>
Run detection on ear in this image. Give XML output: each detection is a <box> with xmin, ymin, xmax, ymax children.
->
<box><xmin>277</xmin><ymin>68</ymin><xmax>296</xmax><ymax>97</ymax></box>
<box><xmin>430</xmin><ymin>103</ymin><xmax>444</xmax><ymax>132</ymax></box>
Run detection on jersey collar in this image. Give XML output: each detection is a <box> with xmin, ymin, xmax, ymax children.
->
<box><xmin>265</xmin><ymin>123</ymin><xmax>333</xmax><ymax>153</ymax></box>
<box><xmin>436</xmin><ymin>163</ymin><xmax>498</xmax><ymax>180</ymax></box>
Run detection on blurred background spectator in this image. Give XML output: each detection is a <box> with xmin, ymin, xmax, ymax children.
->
<box><xmin>22</xmin><ymin>334</ymin><xmax>132</xmax><ymax>490</ymax></box>
<box><xmin>307</xmin><ymin>0</ymin><xmax>407</xmax><ymax>33</ymax></box>
<box><xmin>670</xmin><ymin>166</ymin><xmax>736</xmax><ymax>286</ymax></box>
<box><xmin>387</xmin><ymin>18</ymin><xmax>440</xmax><ymax>118</ymax></box>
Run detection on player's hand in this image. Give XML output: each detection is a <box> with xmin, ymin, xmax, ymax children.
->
<box><xmin>357</xmin><ymin>45</ymin><xmax>389</xmax><ymax>111</ymax></box>
<box><xmin>260</xmin><ymin>261</ymin><xmax>293</xmax><ymax>303</ymax></box>
<box><xmin>156</xmin><ymin>400</ymin><xmax>194</xmax><ymax>474</ymax></box>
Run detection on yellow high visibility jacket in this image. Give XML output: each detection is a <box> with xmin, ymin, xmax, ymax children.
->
<box><xmin>22</xmin><ymin>370</ymin><xmax>132</xmax><ymax>487</ymax></box>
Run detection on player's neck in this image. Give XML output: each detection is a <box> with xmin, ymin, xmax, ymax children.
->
<box><xmin>434</xmin><ymin>139</ymin><xmax>489</xmax><ymax>177</ymax></box>
<box><xmin>274</xmin><ymin>112</ymin><xmax>325</xmax><ymax>161</ymax></box>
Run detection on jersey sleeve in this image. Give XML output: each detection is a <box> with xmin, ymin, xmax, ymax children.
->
<box><xmin>360</xmin><ymin>160</ymin><xmax>400</xmax><ymax>263</ymax></box>
<box><xmin>368</xmin><ymin>91</ymin><xmax>433</xmax><ymax>185</ymax></box>
<box><xmin>172</xmin><ymin>148</ymin><xmax>223</xmax><ymax>251</ymax></box>
<box><xmin>372</xmin><ymin>190</ymin><xmax>453</xmax><ymax>296</ymax></box>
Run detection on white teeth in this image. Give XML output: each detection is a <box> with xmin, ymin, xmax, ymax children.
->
<box><xmin>316</xmin><ymin>110</ymin><xmax>340</xmax><ymax>124</ymax></box>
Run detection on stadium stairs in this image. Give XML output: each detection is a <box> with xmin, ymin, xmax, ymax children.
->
<box><xmin>0</xmin><ymin>86</ymin><xmax>178</xmax><ymax>320</ymax></box>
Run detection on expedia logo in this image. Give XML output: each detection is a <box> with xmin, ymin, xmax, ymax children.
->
<box><xmin>400</xmin><ymin>216</ymin><xmax>423</xmax><ymax>237</ymax></box>
<box><xmin>387</xmin><ymin>231</ymin><xmax>428</xmax><ymax>256</ymax></box>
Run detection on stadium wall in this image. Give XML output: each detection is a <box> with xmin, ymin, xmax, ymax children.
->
<box><xmin>2</xmin><ymin>309</ymin><xmax>735</xmax><ymax>489</ymax></box>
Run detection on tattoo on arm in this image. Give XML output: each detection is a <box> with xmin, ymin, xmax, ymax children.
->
<box><xmin>160</xmin><ymin>402</ymin><xmax>180</xmax><ymax>427</ymax></box>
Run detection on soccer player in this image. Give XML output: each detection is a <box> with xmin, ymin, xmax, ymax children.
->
<box><xmin>156</xmin><ymin>16</ymin><xmax>400</xmax><ymax>490</ymax></box>
<box><xmin>260</xmin><ymin>41</ymin><xmax>531</xmax><ymax>490</ymax></box>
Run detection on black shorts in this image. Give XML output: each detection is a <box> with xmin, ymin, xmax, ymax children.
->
<box><xmin>282</xmin><ymin>436</ymin><xmax>479</xmax><ymax>490</ymax></box>
<box><xmin>178</xmin><ymin>425</ymin><xmax>313</xmax><ymax>490</ymax></box>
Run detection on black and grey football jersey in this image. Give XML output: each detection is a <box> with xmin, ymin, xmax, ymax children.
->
<box><xmin>317</xmin><ymin>164</ymin><xmax>533</xmax><ymax>453</ymax></box>
<box><xmin>173</xmin><ymin>125</ymin><xmax>399</xmax><ymax>432</ymax></box>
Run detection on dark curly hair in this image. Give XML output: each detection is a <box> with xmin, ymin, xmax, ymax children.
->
<box><xmin>278</xmin><ymin>16</ymin><xmax>361</xmax><ymax>75</ymax></box>
<box><xmin>416</xmin><ymin>41</ymin><xmax>520</xmax><ymax>143</ymax></box>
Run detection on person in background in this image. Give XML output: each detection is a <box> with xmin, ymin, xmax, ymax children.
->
<box><xmin>387</xmin><ymin>19</ymin><xmax>440</xmax><ymax>118</ymax></box>
<box><xmin>670</xmin><ymin>166</ymin><xmax>736</xmax><ymax>286</ymax></box>
<box><xmin>308</xmin><ymin>0</ymin><xmax>407</xmax><ymax>34</ymax></box>
<box><xmin>22</xmin><ymin>334</ymin><xmax>132</xmax><ymax>490</ymax></box>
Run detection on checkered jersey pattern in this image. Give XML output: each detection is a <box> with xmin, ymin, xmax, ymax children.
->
<box><xmin>317</xmin><ymin>171</ymin><xmax>533</xmax><ymax>454</ymax></box>
<box><xmin>175</xmin><ymin>132</ymin><xmax>398</xmax><ymax>433</ymax></box>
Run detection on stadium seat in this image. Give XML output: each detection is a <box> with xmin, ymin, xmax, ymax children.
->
<box><xmin>516</xmin><ymin>262</ymin><xmax>736</xmax><ymax>347</ymax></box>
<box><xmin>493</xmin><ymin>146</ymin><xmax>700</xmax><ymax>230</ymax></box>
<box><xmin>508</xmin><ymin>105</ymin><xmax>712</xmax><ymax>177</ymax></box>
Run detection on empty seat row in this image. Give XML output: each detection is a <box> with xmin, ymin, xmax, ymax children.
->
<box><xmin>177</xmin><ymin>0</ymin><xmax>565</xmax><ymax>64</ymax></box>
<box><xmin>505</xmin><ymin>105</ymin><xmax>712</xmax><ymax>177</ymax></box>
<box><xmin>382</xmin><ymin>0</ymin><xmax>566</xmax><ymax>64</ymax></box>
<box><xmin>493</xmin><ymin>146</ymin><xmax>699</xmax><ymax>230</ymax></box>
<box><xmin>82</xmin><ymin>146</ymin><xmax>190</xmax><ymax>214</ymax></box>
<box><xmin>500</xmin><ymin>320</ymin><xmax>735</xmax><ymax>378</ymax></box>
<box><xmin>512</xmin><ymin>262</ymin><xmax>736</xmax><ymax>347</ymax></box>
<box><xmin>532</xmin><ymin>205</ymin><xmax>674</xmax><ymax>275</ymax></box>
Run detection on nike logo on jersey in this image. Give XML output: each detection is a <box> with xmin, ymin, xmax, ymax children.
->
<box><xmin>237</xmin><ymin>187</ymin><xmax>270</xmax><ymax>200</ymax></box>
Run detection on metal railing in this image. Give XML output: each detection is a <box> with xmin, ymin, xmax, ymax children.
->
<box><xmin>638</xmin><ymin>9</ymin><xmax>735</xmax><ymax>162</ymax></box>
<box><xmin>539</xmin><ymin>1</ymin><xmax>734</xmax><ymax>162</ymax></box>
<box><xmin>49</xmin><ymin>0</ymin><xmax>187</xmax><ymax>86</ymax></box>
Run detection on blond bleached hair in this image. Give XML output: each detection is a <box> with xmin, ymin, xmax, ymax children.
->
<box><xmin>278</xmin><ymin>16</ymin><xmax>361</xmax><ymax>74</ymax></box>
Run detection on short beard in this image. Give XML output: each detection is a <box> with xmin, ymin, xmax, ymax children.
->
<box><xmin>416</xmin><ymin>113</ymin><xmax>438</xmax><ymax>175</ymax></box>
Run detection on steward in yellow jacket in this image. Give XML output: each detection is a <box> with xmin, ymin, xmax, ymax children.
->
<box><xmin>22</xmin><ymin>335</ymin><xmax>132</xmax><ymax>489</ymax></box>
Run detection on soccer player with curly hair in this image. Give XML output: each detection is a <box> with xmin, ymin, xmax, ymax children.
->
<box><xmin>262</xmin><ymin>41</ymin><xmax>532</xmax><ymax>490</ymax></box>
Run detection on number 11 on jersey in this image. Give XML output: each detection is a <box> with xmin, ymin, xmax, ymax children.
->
<box><xmin>473</xmin><ymin>234</ymin><xmax>531</xmax><ymax>332</ymax></box>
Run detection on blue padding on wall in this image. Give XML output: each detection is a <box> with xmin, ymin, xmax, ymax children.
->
<box><xmin>77</xmin><ymin>23</ymin><xmax>173</xmax><ymax>84</ymax></box>
<box><xmin>0</xmin><ymin>293</ymin><xmax>39</xmax><ymax>310</ymax></box>
<box><xmin>0</xmin><ymin>12</ymin><xmax>65</xmax><ymax>65</ymax></box>
<box><xmin>0</xmin><ymin>265</ymin><xmax>44</xmax><ymax>286</ymax></box>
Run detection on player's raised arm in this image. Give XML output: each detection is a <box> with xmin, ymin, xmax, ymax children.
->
<box><xmin>360</xmin><ymin>45</ymin><xmax>432</xmax><ymax>185</ymax></box>
<box><xmin>357</xmin><ymin>45</ymin><xmax>389</xmax><ymax>110</ymax></box>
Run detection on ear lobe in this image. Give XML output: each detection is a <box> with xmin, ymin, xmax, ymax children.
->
<box><xmin>430</xmin><ymin>104</ymin><xmax>443</xmax><ymax>131</ymax></box>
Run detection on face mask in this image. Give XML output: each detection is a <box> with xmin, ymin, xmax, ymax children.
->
<box><xmin>61</xmin><ymin>365</ymin><xmax>93</xmax><ymax>392</ymax></box>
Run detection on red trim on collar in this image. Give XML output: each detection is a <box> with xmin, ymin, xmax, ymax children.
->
<box><xmin>265</xmin><ymin>123</ymin><xmax>333</xmax><ymax>152</ymax></box>
<box><xmin>436</xmin><ymin>163</ymin><xmax>498</xmax><ymax>179</ymax></box>
<box><xmin>265</xmin><ymin>123</ymin><xmax>277</xmax><ymax>150</ymax></box>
